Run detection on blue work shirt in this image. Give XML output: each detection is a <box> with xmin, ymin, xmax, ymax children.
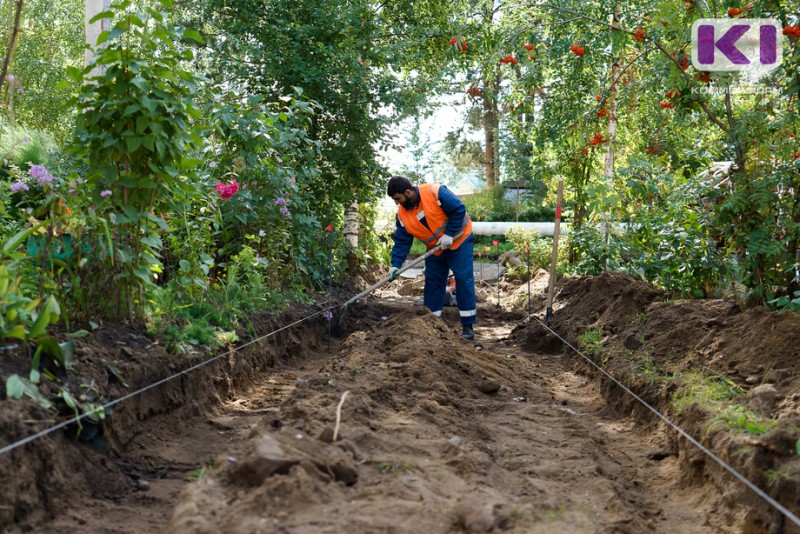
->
<box><xmin>391</xmin><ymin>185</ymin><xmax>467</xmax><ymax>269</ymax></box>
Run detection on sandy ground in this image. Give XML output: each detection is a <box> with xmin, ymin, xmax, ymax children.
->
<box><xmin>40</xmin><ymin>299</ymin><xmax>719</xmax><ymax>533</ymax></box>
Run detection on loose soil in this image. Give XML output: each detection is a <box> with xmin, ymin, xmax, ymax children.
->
<box><xmin>1</xmin><ymin>272</ymin><xmax>799</xmax><ymax>532</ymax></box>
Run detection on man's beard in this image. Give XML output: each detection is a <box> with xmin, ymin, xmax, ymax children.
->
<box><xmin>401</xmin><ymin>194</ymin><xmax>415</xmax><ymax>209</ymax></box>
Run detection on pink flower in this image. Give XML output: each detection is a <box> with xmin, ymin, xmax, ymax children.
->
<box><xmin>100</xmin><ymin>189</ymin><xmax>112</xmax><ymax>197</ymax></box>
<box><xmin>215</xmin><ymin>179</ymin><xmax>239</xmax><ymax>200</ymax></box>
<box><xmin>280</xmin><ymin>206</ymin><xmax>290</xmax><ymax>217</ymax></box>
<box><xmin>259</xmin><ymin>229</ymin><xmax>266</xmax><ymax>237</ymax></box>
<box><xmin>10</xmin><ymin>181</ymin><xmax>29</xmax><ymax>193</ymax></box>
<box><xmin>325</xmin><ymin>224</ymin><xmax>333</xmax><ymax>231</ymax></box>
<box><xmin>492</xmin><ymin>240</ymin><xmax>499</xmax><ymax>247</ymax></box>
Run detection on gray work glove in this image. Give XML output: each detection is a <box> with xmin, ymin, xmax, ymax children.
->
<box><xmin>437</xmin><ymin>234</ymin><xmax>454</xmax><ymax>249</ymax></box>
<box><xmin>388</xmin><ymin>267</ymin><xmax>400</xmax><ymax>281</ymax></box>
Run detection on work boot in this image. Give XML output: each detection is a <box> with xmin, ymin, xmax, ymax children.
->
<box><xmin>461</xmin><ymin>324</ymin><xmax>474</xmax><ymax>340</ymax></box>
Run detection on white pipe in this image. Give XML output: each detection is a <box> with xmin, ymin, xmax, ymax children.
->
<box><xmin>471</xmin><ymin>221</ymin><xmax>629</xmax><ymax>236</ymax></box>
<box><xmin>471</xmin><ymin>222</ymin><xmax>571</xmax><ymax>236</ymax></box>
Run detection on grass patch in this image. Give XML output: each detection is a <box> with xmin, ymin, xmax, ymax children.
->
<box><xmin>670</xmin><ymin>370</ymin><xmax>778</xmax><ymax>436</ymax></box>
<box><xmin>577</xmin><ymin>328</ymin><xmax>604</xmax><ymax>357</ymax></box>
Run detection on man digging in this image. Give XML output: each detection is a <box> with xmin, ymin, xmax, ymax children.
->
<box><xmin>386</xmin><ymin>175</ymin><xmax>477</xmax><ymax>340</ymax></box>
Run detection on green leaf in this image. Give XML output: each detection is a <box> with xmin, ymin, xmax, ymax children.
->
<box><xmin>130</xmin><ymin>77</ymin><xmax>148</xmax><ymax>92</ymax></box>
<box><xmin>140</xmin><ymin>236</ymin><xmax>160</xmax><ymax>248</ymax></box>
<box><xmin>28</xmin><ymin>299</ymin><xmax>52</xmax><ymax>339</ymax></box>
<box><xmin>46</xmin><ymin>296</ymin><xmax>61</xmax><ymax>324</ymax></box>
<box><xmin>179</xmin><ymin>259</ymin><xmax>191</xmax><ymax>272</ymax></box>
<box><xmin>6</xmin><ymin>374</ymin><xmax>23</xmax><ymax>399</ymax></box>
<box><xmin>66</xmin><ymin>329</ymin><xmax>90</xmax><ymax>338</ymax></box>
<box><xmin>59</xmin><ymin>390</ymin><xmax>77</xmax><ymax>410</ymax></box>
<box><xmin>88</xmin><ymin>10</ymin><xmax>114</xmax><ymax>24</ymax></box>
<box><xmin>96</xmin><ymin>30</ymin><xmax>111</xmax><ymax>46</ymax></box>
<box><xmin>183</xmin><ymin>29</ymin><xmax>204</xmax><ymax>44</ymax></box>
<box><xmin>134</xmin><ymin>266</ymin><xmax>153</xmax><ymax>284</ymax></box>
<box><xmin>127</xmin><ymin>136</ymin><xmax>142</xmax><ymax>152</ymax></box>
<box><xmin>4</xmin><ymin>324</ymin><xmax>26</xmax><ymax>340</ymax></box>
<box><xmin>89</xmin><ymin>321</ymin><xmax>99</xmax><ymax>331</ymax></box>
<box><xmin>54</xmin><ymin>80</ymin><xmax>72</xmax><ymax>91</ymax></box>
<box><xmin>123</xmin><ymin>104</ymin><xmax>141</xmax><ymax>116</ymax></box>
<box><xmin>58</xmin><ymin>341</ymin><xmax>75</xmax><ymax>369</ymax></box>
<box><xmin>29</xmin><ymin>369</ymin><xmax>40</xmax><ymax>384</ymax></box>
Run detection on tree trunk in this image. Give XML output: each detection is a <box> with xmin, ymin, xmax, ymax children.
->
<box><xmin>0</xmin><ymin>0</ymin><xmax>24</xmax><ymax>91</ymax></box>
<box><xmin>85</xmin><ymin>0</ymin><xmax>112</xmax><ymax>76</ymax></box>
<box><xmin>483</xmin><ymin>90</ymin><xmax>499</xmax><ymax>189</ymax></box>
<box><xmin>603</xmin><ymin>1</ymin><xmax>621</xmax><ymax>179</ymax></box>
<box><xmin>344</xmin><ymin>200</ymin><xmax>358</xmax><ymax>249</ymax></box>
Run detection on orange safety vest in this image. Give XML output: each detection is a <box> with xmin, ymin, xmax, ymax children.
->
<box><xmin>396</xmin><ymin>183</ymin><xmax>472</xmax><ymax>255</ymax></box>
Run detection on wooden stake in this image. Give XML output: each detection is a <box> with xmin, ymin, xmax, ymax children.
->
<box><xmin>545</xmin><ymin>179</ymin><xmax>564</xmax><ymax>324</ymax></box>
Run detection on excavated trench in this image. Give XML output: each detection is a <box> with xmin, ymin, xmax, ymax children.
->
<box><xmin>4</xmin><ymin>273</ymin><xmax>797</xmax><ymax>533</ymax></box>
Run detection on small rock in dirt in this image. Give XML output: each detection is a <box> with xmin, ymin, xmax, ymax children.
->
<box><xmin>449</xmin><ymin>436</ymin><xmax>462</xmax><ymax>447</ymax></box>
<box><xmin>478</xmin><ymin>380</ymin><xmax>501</xmax><ymax>395</ymax></box>
<box><xmin>226</xmin><ymin>456</ymin><xmax>238</xmax><ymax>463</ymax></box>
<box><xmin>120</xmin><ymin>346</ymin><xmax>135</xmax><ymax>358</ymax></box>
<box><xmin>318</xmin><ymin>427</ymin><xmax>335</xmax><ymax>444</ymax></box>
<box><xmin>512</xmin><ymin>397</ymin><xmax>528</xmax><ymax>402</ymax></box>
<box><xmin>453</xmin><ymin>498</ymin><xmax>495</xmax><ymax>533</ymax></box>
<box><xmin>765</xmin><ymin>368</ymin><xmax>791</xmax><ymax>385</ymax></box>
<box><xmin>624</xmin><ymin>334</ymin><xmax>642</xmax><ymax>350</ymax></box>
<box><xmin>136</xmin><ymin>479</ymin><xmax>150</xmax><ymax>491</ymax></box>
<box><xmin>745</xmin><ymin>374</ymin><xmax>762</xmax><ymax>385</ymax></box>
<box><xmin>747</xmin><ymin>383</ymin><xmax>780</xmax><ymax>414</ymax></box>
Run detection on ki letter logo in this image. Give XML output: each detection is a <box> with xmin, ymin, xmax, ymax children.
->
<box><xmin>692</xmin><ymin>19</ymin><xmax>782</xmax><ymax>79</ymax></box>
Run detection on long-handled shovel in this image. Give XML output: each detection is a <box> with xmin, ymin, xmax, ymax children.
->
<box><xmin>335</xmin><ymin>232</ymin><xmax>463</xmax><ymax>333</ymax></box>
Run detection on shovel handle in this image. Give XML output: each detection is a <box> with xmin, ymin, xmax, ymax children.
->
<box><xmin>342</xmin><ymin>231</ymin><xmax>464</xmax><ymax>307</ymax></box>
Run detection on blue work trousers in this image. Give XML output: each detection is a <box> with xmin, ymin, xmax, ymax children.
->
<box><xmin>424</xmin><ymin>234</ymin><xmax>477</xmax><ymax>325</ymax></box>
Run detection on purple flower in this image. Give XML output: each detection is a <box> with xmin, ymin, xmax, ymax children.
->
<box><xmin>10</xmin><ymin>181</ymin><xmax>29</xmax><ymax>193</ymax></box>
<box><xmin>322</xmin><ymin>310</ymin><xmax>333</xmax><ymax>321</ymax></box>
<box><xmin>76</xmin><ymin>178</ymin><xmax>84</xmax><ymax>185</ymax></box>
<box><xmin>22</xmin><ymin>135</ymin><xmax>29</xmax><ymax>144</ymax></box>
<box><xmin>280</xmin><ymin>206</ymin><xmax>290</xmax><ymax>217</ymax></box>
<box><xmin>100</xmin><ymin>189</ymin><xmax>112</xmax><ymax>197</ymax></box>
<box><xmin>37</xmin><ymin>173</ymin><xmax>55</xmax><ymax>186</ymax></box>
<box><xmin>209</xmin><ymin>161</ymin><xmax>218</xmax><ymax>169</ymax></box>
<box><xmin>274</xmin><ymin>197</ymin><xmax>286</xmax><ymax>206</ymax></box>
<box><xmin>29</xmin><ymin>165</ymin><xmax>46</xmax><ymax>179</ymax></box>
<box><xmin>259</xmin><ymin>229</ymin><xmax>266</xmax><ymax>237</ymax></box>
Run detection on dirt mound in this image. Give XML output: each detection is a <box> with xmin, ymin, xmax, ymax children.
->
<box><xmin>519</xmin><ymin>272</ymin><xmax>800</xmax><ymax>532</ymax></box>
<box><xmin>549</xmin><ymin>272</ymin><xmax>665</xmax><ymax>340</ymax></box>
